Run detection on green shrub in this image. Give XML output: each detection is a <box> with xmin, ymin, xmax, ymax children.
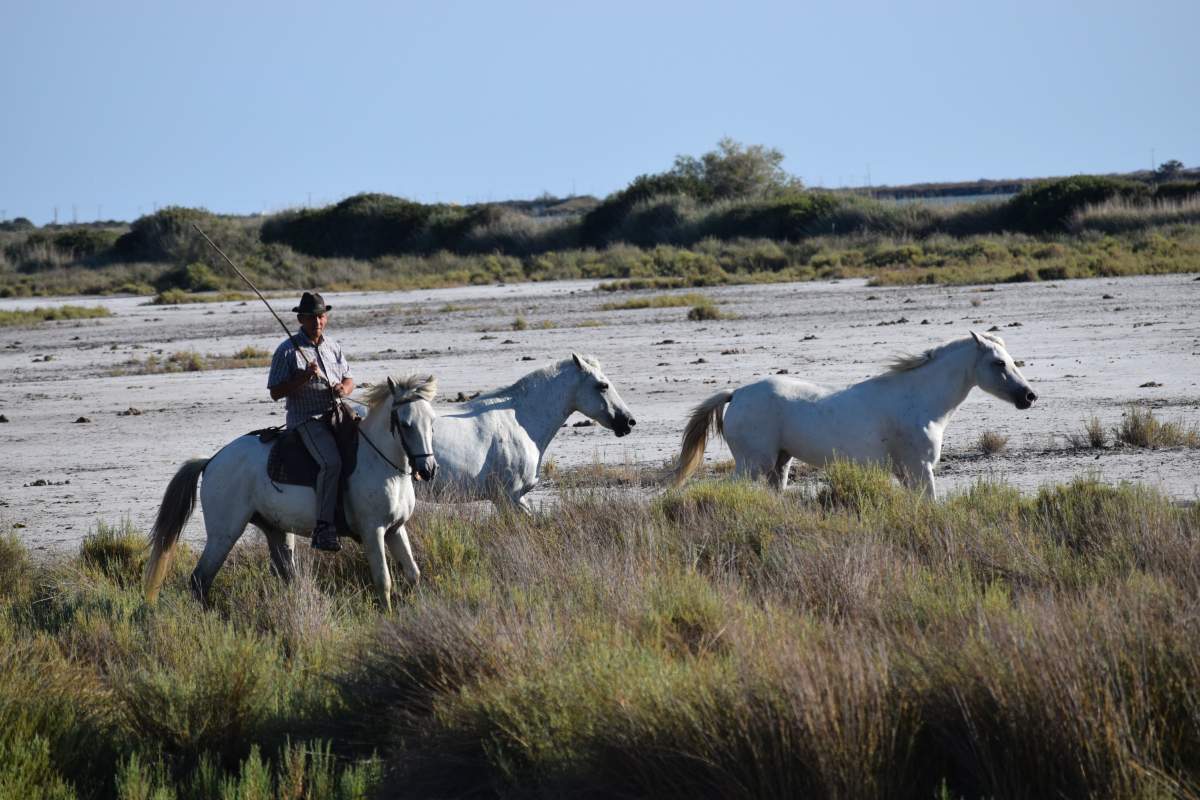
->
<box><xmin>1004</xmin><ymin>176</ymin><xmax>1150</xmax><ymax>233</ymax></box>
<box><xmin>701</xmin><ymin>191</ymin><xmax>842</xmax><ymax>241</ymax></box>
<box><xmin>261</xmin><ymin>193</ymin><xmax>433</xmax><ymax>258</ymax></box>
<box><xmin>0</xmin><ymin>534</ymin><xmax>32</xmax><ymax>601</ymax></box>
<box><xmin>1153</xmin><ymin>180</ymin><xmax>1200</xmax><ymax>202</ymax></box>
<box><xmin>153</xmin><ymin>262</ymin><xmax>225</xmax><ymax>292</ymax></box>
<box><xmin>818</xmin><ymin>458</ymin><xmax>905</xmax><ymax>511</ymax></box>
<box><xmin>112</xmin><ymin>207</ymin><xmax>216</xmax><ymax>263</ymax></box>
<box><xmin>580</xmin><ymin>173</ymin><xmax>703</xmax><ymax>246</ymax></box>
<box><xmin>80</xmin><ymin>519</ymin><xmax>146</xmax><ymax>587</ymax></box>
<box><xmin>686</xmin><ymin>299</ymin><xmax>724</xmax><ymax>320</ymax></box>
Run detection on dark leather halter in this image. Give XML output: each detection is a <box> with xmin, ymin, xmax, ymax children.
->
<box><xmin>358</xmin><ymin>395</ymin><xmax>432</xmax><ymax>476</ymax></box>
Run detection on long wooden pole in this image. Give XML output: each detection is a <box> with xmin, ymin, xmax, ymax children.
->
<box><xmin>191</xmin><ymin>223</ymin><xmax>309</xmax><ymax>361</ymax></box>
<box><xmin>192</xmin><ymin>224</ymin><xmax>341</xmax><ymax>404</ymax></box>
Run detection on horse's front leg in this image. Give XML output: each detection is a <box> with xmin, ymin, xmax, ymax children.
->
<box><xmin>385</xmin><ymin>523</ymin><xmax>420</xmax><ymax>585</ymax></box>
<box><xmin>362</xmin><ymin>526</ymin><xmax>393</xmax><ymax>611</ymax></box>
<box><xmin>898</xmin><ymin>461</ymin><xmax>937</xmax><ymax>498</ymax></box>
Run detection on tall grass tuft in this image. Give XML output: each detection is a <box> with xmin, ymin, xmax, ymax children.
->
<box><xmin>1115</xmin><ymin>405</ymin><xmax>1200</xmax><ymax>448</ymax></box>
<box><xmin>978</xmin><ymin>430</ymin><xmax>1009</xmax><ymax>455</ymax></box>
<box><xmin>1070</xmin><ymin>414</ymin><xmax>1109</xmax><ymax>448</ymax></box>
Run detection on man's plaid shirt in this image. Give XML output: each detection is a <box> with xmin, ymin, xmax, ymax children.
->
<box><xmin>267</xmin><ymin>329</ymin><xmax>353</xmax><ymax>429</ymax></box>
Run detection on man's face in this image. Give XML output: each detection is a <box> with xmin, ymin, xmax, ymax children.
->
<box><xmin>299</xmin><ymin>312</ymin><xmax>328</xmax><ymax>341</ymax></box>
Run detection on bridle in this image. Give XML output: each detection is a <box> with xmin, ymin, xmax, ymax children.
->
<box><xmin>358</xmin><ymin>395</ymin><xmax>433</xmax><ymax>476</ymax></box>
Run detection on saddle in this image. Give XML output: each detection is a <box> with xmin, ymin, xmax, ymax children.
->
<box><xmin>249</xmin><ymin>402</ymin><xmax>361</xmax><ymax>527</ymax></box>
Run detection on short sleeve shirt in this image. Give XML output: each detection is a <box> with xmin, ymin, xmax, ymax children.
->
<box><xmin>267</xmin><ymin>329</ymin><xmax>353</xmax><ymax>428</ymax></box>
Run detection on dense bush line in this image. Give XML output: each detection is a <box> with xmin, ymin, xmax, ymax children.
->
<box><xmin>3</xmin><ymin>141</ymin><xmax>1198</xmax><ymax>296</ymax></box>
<box><xmin>3</xmin><ymin>468</ymin><xmax>1200</xmax><ymax>798</ymax></box>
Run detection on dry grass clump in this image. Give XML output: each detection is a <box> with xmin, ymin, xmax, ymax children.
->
<box><xmin>978</xmin><ymin>429</ymin><xmax>1009</xmax><ymax>455</ymax></box>
<box><xmin>1072</xmin><ymin>195</ymin><xmax>1200</xmax><ymax>234</ymax></box>
<box><xmin>687</xmin><ymin>297</ymin><xmax>727</xmax><ymax>321</ymax></box>
<box><xmin>4</xmin><ymin>465</ymin><xmax>1200</xmax><ymax>797</ymax></box>
<box><xmin>600</xmin><ymin>291</ymin><xmax>712</xmax><ymax>310</ymax></box>
<box><xmin>1115</xmin><ymin>405</ymin><xmax>1200</xmax><ymax>449</ymax></box>
<box><xmin>0</xmin><ymin>305</ymin><xmax>112</xmax><ymax>326</ymax></box>
<box><xmin>1069</xmin><ymin>414</ymin><xmax>1109</xmax><ymax>448</ymax></box>
<box><xmin>149</xmin><ymin>289</ymin><xmax>253</xmax><ymax>305</ymax></box>
<box><xmin>110</xmin><ymin>347</ymin><xmax>272</xmax><ymax>376</ymax></box>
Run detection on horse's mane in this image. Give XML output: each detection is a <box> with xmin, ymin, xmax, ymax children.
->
<box><xmin>886</xmin><ymin>333</ymin><xmax>1004</xmax><ymax>374</ymax></box>
<box><xmin>363</xmin><ymin>374</ymin><xmax>438</xmax><ymax>409</ymax></box>
<box><xmin>474</xmin><ymin>355</ymin><xmax>600</xmax><ymax>401</ymax></box>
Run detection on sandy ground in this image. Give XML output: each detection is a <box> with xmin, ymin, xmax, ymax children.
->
<box><xmin>2</xmin><ymin>272</ymin><xmax>1198</xmax><ymax>554</ymax></box>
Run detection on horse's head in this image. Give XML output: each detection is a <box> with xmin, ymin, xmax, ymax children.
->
<box><xmin>386</xmin><ymin>375</ymin><xmax>439</xmax><ymax>481</ymax></box>
<box><xmin>970</xmin><ymin>332</ymin><xmax>1037</xmax><ymax>410</ymax></box>
<box><xmin>569</xmin><ymin>353</ymin><xmax>637</xmax><ymax>437</ymax></box>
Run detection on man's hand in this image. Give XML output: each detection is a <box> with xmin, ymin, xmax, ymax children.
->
<box><xmin>331</xmin><ymin>382</ymin><xmax>346</xmax><ymax>398</ymax></box>
<box><xmin>303</xmin><ymin>361</ymin><xmax>321</xmax><ymax>380</ymax></box>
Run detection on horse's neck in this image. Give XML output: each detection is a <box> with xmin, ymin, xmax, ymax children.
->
<box><xmin>893</xmin><ymin>344</ymin><xmax>977</xmax><ymax>428</ymax></box>
<box><xmin>509</xmin><ymin>369</ymin><xmax>577</xmax><ymax>455</ymax></box>
<box><xmin>359</xmin><ymin>405</ymin><xmax>405</xmax><ymax>466</ymax></box>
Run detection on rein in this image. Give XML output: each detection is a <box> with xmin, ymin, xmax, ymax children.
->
<box><xmin>356</xmin><ymin>395</ymin><xmax>431</xmax><ymax>477</ymax></box>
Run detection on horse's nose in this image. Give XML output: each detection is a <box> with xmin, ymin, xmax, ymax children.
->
<box><xmin>627</xmin><ymin>417</ymin><xmax>637</xmax><ymax>427</ymax></box>
<box><xmin>1026</xmin><ymin>391</ymin><xmax>1038</xmax><ymax>404</ymax></box>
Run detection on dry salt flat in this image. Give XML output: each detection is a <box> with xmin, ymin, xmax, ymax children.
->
<box><xmin>1</xmin><ymin>272</ymin><xmax>1198</xmax><ymax>555</ymax></box>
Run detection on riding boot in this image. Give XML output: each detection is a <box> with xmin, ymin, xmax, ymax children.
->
<box><xmin>311</xmin><ymin>521</ymin><xmax>341</xmax><ymax>553</ymax></box>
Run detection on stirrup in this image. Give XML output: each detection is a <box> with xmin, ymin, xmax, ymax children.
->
<box><xmin>310</xmin><ymin>524</ymin><xmax>341</xmax><ymax>553</ymax></box>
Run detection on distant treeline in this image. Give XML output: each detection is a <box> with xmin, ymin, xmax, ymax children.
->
<box><xmin>2</xmin><ymin>141</ymin><xmax>1198</xmax><ymax>296</ymax></box>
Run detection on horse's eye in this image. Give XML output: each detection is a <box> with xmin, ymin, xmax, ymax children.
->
<box><xmin>597</xmin><ymin>382</ymin><xmax>610</xmax><ymax>391</ymax></box>
<box><xmin>993</xmin><ymin>360</ymin><xmax>1006</xmax><ymax>369</ymax></box>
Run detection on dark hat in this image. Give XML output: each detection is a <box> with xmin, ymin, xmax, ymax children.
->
<box><xmin>292</xmin><ymin>291</ymin><xmax>332</xmax><ymax>315</ymax></box>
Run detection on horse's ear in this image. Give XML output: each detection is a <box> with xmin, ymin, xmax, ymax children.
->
<box><xmin>572</xmin><ymin>353</ymin><xmax>584</xmax><ymax>369</ymax></box>
<box><xmin>970</xmin><ymin>331</ymin><xmax>984</xmax><ymax>348</ymax></box>
<box><xmin>387</xmin><ymin>376</ymin><xmax>397</xmax><ymax>394</ymax></box>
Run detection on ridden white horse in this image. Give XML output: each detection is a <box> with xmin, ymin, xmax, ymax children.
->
<box><xmin>673</xmin><ymin>332</ymin><xmax>1037</xmax><ymax>496</ymax></box>
<box><xmin>144</xmin><ymin>375</ymin><xmax>439</xmax><ymax>609</ymax></box>
<box><xmin>424</xmin><ymin>354</ymin><xmax>636</xmax><ymax>511</ymax></box>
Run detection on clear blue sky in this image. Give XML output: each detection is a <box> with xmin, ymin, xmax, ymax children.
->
<box><xmin>3</xmin><ymin>0</ymin><xmax>1197</xmax><ymax>225</ymax></box>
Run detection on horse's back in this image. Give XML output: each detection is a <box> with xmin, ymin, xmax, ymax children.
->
<box><xmin>429</xmin><ymin>405</ymin><xmax>536</xmax><ymax>496</ymax></box>
<box><xmin>201</xmin><ymin>435</ymin><xmax>271</xmax><ymax>499</ymax></box>
<box><xmin>724</xmin><ymin>376</ymin><xmax>887</xmax><ymax>464</ymax></box>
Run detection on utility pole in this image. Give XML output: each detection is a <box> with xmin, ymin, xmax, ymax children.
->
<box><xmin>53</xmin><ymin>206</ymin><xmax>59</xmax><ymax>224</ymax></box>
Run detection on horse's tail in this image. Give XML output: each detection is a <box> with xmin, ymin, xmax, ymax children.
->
<box><xmin>672</xmin><ymin>390</ymin><xmax>734</xmax><ymax>487</ymax></box>
<box><xmin>144</xmin><ymin>458</ymin><xmax>209</xmax><ymax>604</ymax></box>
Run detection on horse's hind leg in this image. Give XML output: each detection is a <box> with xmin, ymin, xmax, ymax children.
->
<box><xmin>263</xmin><ymin>528</ymin><xmax>297</xmax><ymax>583</ymax></box>
<box><xmin>385</xmin><ymin>523</ymin><xmax>420</xmax><ymax>585</ymax></box>
<box><xmin>728</xmin><ymin>440</ymin><xmax>778</xmax><ymax>485</ymax></box>
<box><xmin>768</xmin><ymin>452</ymin><xmax>793</xmax><ymax>492</ymax></box>
<box><xmin>191</xmin><ymin>507</ymin><xmax>252</xmax><ymax>603</ymax></box>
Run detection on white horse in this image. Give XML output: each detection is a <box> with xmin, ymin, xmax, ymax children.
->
<box><xmin>423</xmin><ymin>354</ymin><xmax>636</xmax><ymax>511</ymax></box>
<box><xmin>673</xmin><ymin>332</ymin><xmax>1037</xmax><ymax>496</ymax></box>
<box><xmin>144</xmin><ymin>375</ymin><xmax>439</xmax><ymax>609</ymax></box>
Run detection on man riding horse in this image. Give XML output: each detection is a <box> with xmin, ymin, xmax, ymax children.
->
<box><xmin>267</xmin><ymin>291</ymin><xmax>354</xmax><ymax>552</ymax></box>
